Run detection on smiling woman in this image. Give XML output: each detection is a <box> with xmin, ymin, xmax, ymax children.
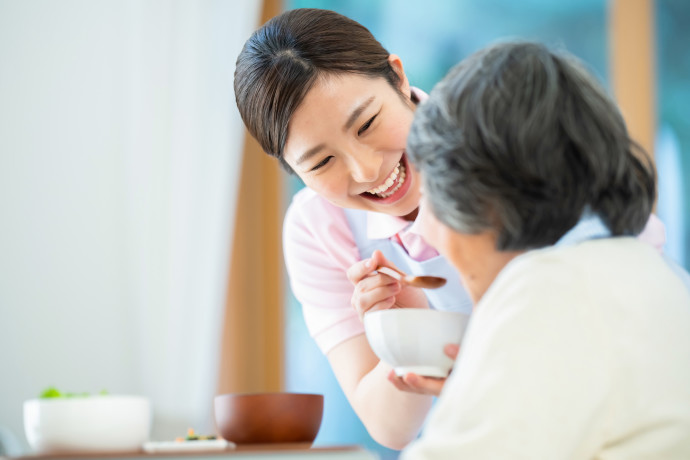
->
<box><xmin>234</xmin><ymin>8</ymin><xmax>475</xmax><ymax>450</ymax></box>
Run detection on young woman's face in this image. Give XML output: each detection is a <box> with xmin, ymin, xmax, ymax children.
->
<box><xmin>283</xmin><ymin>57</ymin><xmax>421</xmax><ymax>218</ymax></box>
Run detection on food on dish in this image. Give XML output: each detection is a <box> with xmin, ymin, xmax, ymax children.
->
<box><xmin>176</xmin><ymin>428</ymin><xmax>217</xmax><ymax>442</ymax></box>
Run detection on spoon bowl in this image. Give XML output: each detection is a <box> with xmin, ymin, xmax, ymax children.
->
<box><xmin>377</xmin><ymin>266</ymin><xmax>447</xmax><ymax>289</ymax></box>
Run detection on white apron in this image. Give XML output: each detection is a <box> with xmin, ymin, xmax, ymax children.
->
<box><xmin>343</xmin><ymin>208</ymin><xmax>473</xmax><ymax>314</ymax></box>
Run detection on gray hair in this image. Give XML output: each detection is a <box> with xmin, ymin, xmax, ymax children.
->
<box><xmin>407</xmin><ymin>41</ymin><xmax>656</xmax><ymax>251</ymax></box>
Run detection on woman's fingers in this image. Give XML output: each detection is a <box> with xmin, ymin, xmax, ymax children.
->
<box><xmin>386</xmin><ymin>370</ymin><xmax>446</xmax><ymax>396</ymax></box>
<box><xmin>386</xmin><ymin>344</ymin><xmax>461</xmax><ymax>395</ymax></box>
<box><xmin>347</xmin><ymin>249</ymin><xmax>385</xmax><ymax>284</ymax></box>
<box><xmin>347</xmin><ymin>249</ymin><xmax>404</xmax><ymax>284</ymax></box>
<box><xmin>351</xmin><ymin>277</ymin><xmax>401</xmax><ymax>318</ymax></box>
<box><xmin>401</xmin><ymin>373</ymin><xmax>446</xmax><ymax>396</ymax></box>
<box><xmin>349</xmin><ymin>250</ymin><xmax>408</xmax><ymax>318</ymax></box>
<box><xmin>346</xmin><ymin>256</ymin><xmax>376</xmax><ymax>285</ymax></box>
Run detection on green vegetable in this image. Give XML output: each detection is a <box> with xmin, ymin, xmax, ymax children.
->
<box><xmin>40</xmin><ymin>387</ymin><xmax>62</xmax><ymax>398</ymax></box>
<box><xmin>39</xmin><ymin>387</ymin><xmax>109</xmax><ymax>398</ymax></box>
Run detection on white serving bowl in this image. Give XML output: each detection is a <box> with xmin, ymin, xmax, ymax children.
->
<box><xmin>24</xmin><ymin>395</ymin><xmax>151</xmax><ymax>454</ymax></box>
<box><xmin>364</xmin><ymin>309</ymin><xmax>470</xmax><ymax>378</ymax></box>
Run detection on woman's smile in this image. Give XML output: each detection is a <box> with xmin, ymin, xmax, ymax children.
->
<box><xmin>361</xmin><ymin>154</ymin><xmax>412</xmax><ymax>204</ymax></box>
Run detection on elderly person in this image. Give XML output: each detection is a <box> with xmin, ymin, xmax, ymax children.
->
<box><xmin>402</xmin><ymin>41</ymin><xmax>690</xmax><ymax>459</ymax></box>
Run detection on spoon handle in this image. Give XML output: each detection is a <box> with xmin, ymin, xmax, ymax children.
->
<box><xmin>376</xmin><ymin>266</ymin><xmax>404</xmax><ymax>281</ymax></box>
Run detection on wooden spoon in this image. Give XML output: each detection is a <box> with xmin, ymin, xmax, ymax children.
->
<box><xmin>377</xmin><ymin>266</ymin><xmax>447</xmax><ymax>290</ymax></box>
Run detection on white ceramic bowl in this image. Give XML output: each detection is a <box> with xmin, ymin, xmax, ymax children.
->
<box><xmin>24</xmin><ymin>395</ymin><xmax>151</xmax><ymax>454</ymax></box>
<box><xmin>364</xmin><ymin>309</ymin><xmax>470</xmax><ymax>378</ymax></box>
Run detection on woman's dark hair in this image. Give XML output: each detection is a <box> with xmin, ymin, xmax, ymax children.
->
<box><xmin>234</xmin><ymin>8</ymin><xmax>401</xmax><ymax>173</ymax></box>
<box><xmin>408</xmin><ymin>41</ymin><xmax>656</xmax><ymax>250</ymax></box>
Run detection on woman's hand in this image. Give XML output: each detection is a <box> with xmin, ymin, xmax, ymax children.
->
<box><xmin>387</xmin><ymin>344</ymin><xmax>460</xmax><ymax>396</ymax></box>
<box><xmin>347</xmin><ymin>250</ymin><xmax>429</xmax><ymax>318</ymax></box>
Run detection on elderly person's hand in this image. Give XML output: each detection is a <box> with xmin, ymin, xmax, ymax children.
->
<box><xmin>347</xmin><ymin>250</ymin><xmax>430</xmax><ymax>319</ymax></box>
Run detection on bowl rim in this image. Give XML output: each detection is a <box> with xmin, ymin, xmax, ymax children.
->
<box><xmin>24</xmin><ymin>395</ymin><xmax>151</xmax><ymax>406</ymax></box>
<box><xmin>214</xmin><ymin>392</ymin><xmax>323</xmax><ymax>399</ymax></box>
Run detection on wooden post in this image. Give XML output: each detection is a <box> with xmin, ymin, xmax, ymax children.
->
<box><xmin>609</xmin><ymin>0</ymin><xmax>656</xmax><ymax>160</ymax></box>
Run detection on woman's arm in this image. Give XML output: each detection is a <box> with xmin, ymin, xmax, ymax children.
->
<box><xmin>283</xmin><ymin>193</ymin><xmax>440</xmax><ymax>448</ymax></box>
<box><xmin>327</xmin><ymin>334</ymin><xmax>433</xmax><ymax>449</ymax></box>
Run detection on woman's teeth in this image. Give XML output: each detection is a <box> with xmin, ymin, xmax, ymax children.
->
<box><xmin>367</xmin><ymin>161</ymin><xmax>406</xmax><ymax>198</ymax></box>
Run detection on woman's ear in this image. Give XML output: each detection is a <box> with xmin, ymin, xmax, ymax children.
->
<box><xmin>388</xmin><ymin>54</ymin><xmax>411</xmax><ymax>98</ymax></box>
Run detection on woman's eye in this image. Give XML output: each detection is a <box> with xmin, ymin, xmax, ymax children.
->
<box><xmin>310</xmin><ymin>156</ymin><xmax>333</xmax><ymax>171</ymax></box>
<box><xmin>358</xmin><ymin>115</ymin><xmax>377</xmax><ymax>136</ymax></box>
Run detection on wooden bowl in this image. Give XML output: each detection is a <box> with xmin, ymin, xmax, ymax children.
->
<box><xmin>213</xmin><ymin>393</ymin><xmax>324</xmax><ymax>445</ymax></box>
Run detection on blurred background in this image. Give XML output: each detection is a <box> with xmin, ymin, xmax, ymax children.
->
<box><xmin>0</xmin><ymin>0</ymin><xmax>688</xmax><ymax>458</ymax></box>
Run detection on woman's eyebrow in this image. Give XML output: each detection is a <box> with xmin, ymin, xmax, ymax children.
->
<box><xmin>295</xmin><ymin>144</ymin><xmax>325</xmax><ymax>166</ymax></box>
<box><xmin>343</xmin><ymin>96</ymin><xmax>375</xmax><ymax>131</ymax></box>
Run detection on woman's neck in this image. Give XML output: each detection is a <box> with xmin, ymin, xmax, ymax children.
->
<box><xmin>402</xmin><ymin>207</ymin><xmax>419</xmax><ymax>221</ymax></box>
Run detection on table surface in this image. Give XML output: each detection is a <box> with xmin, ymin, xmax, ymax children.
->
<box><xmin>8</xmin><ymin>444</ymin><xmax>379</xmax><ymax>460</ymax></box>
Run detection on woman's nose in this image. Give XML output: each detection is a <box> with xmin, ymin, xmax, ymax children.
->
<box><xmin>349</xmin><ymin>150</ymin><xmax>382</xmax><ymax>183</ymax></box>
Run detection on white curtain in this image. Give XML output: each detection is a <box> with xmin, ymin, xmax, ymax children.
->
<box><xmin>0</xmin><ymin>0</ymin><xmax>260</xmax><ymax>450</ymax></box>
<box><xmin>122</xmin><ymin>0</ymin><xmax>261</xmax><ymax>439</ymax></box>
